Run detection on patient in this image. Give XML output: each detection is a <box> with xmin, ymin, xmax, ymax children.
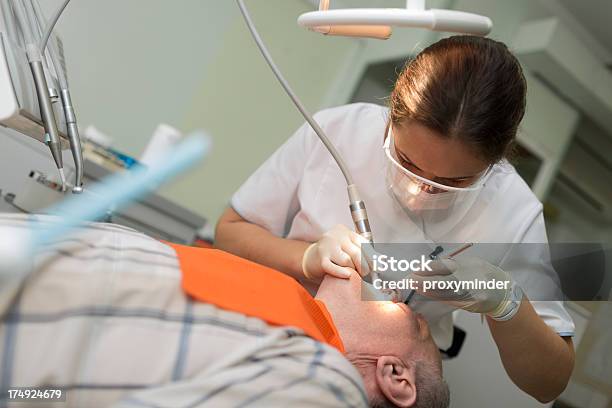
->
<box><xmin>317</xmin><ymin>275</ymin><xmax>448</xmax><ymax>408</ymax></box>
<box><xmin>0</xmin><ymin>214</ymin><xmax>448</xmax><ymax>408</ymax></box>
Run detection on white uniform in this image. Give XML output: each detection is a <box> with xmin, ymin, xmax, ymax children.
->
<box><xmin>231</xmin><ymin>103</ymin><xmax>574</xmax><ymax>348</ymax></box>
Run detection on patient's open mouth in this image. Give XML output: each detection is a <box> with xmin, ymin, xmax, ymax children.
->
<box><xmin>396</xmin><ymin>302</ymin><xmax>414</xmax><ymax>318</ymax></box>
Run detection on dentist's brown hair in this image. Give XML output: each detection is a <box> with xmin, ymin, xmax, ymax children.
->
<box><xmin>390</xmin><ymin>35</ymin><xmax>527</xmax><ymax>164</ymax></box>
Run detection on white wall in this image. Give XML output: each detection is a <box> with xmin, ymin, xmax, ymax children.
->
<box><xmin>166</xmin><ymin>0</ymin><xmax>361</xmax><ymax>221</ymax></box>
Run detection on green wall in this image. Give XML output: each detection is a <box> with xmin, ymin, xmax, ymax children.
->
<box><xmin>164</xmin><ymin>0</ymin><xmax>360</xmax><ymax>222</ymax></box>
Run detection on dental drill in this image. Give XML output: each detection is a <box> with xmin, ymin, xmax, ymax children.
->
<box><xmin>30</xmin><ymin>0</ymin><xmax>83</xmax><ymax>193</ymax></box>
<box><xmin>11</xmin><ymin>0</ymin><xmax>66</xmax><ymax>189</ymax></box>
<box><xmin>236</xmin><ymin>0</ymin><xmax>377</xmax><ymax>281</ymax></box>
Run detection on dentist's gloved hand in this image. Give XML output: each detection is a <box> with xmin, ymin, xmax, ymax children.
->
<box><xmin>302</xmin><ymin>224</ymin><xmax>369</xmax><ymax>282</ymax></box>
<box><xmin>411</xmin><ymin>256</ymin><xmax>523</xmax><ymax>321</ymax></box>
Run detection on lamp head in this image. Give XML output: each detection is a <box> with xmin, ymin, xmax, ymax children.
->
<box><xmin>299</xmin><ymin>1</ymin><xmax>493</xmax><ymax>40</ymax></box>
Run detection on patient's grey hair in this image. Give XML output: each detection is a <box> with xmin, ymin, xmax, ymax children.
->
<box><xmin>363</xmin><ymin>358</ymin><xmax>450</xmax><ymax>408</ymax></box>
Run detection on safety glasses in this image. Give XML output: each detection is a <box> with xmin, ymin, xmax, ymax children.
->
<box><xmin>383</xmin><ymin>126</ymin><xmax>490</xmax><ymax>194</ymax></box>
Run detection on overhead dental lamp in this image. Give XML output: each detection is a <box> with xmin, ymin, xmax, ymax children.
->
<box><xmin>298</xmin><ymin>0</ymin><xmax>493</xmax><ymax>40</ymax></box>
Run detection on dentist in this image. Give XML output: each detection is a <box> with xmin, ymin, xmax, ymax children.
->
<box><xmin>216</xmin><ymin>35</ymin><xmax>574</xmax><ymax>402</ymax></box>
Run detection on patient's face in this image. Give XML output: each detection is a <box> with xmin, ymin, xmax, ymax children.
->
<box><xmin>315</xmin><ymin>272</ymin><xmax>440</xmax><ymax>365</ymax></box>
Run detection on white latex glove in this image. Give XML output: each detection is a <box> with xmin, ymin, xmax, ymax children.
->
<box><xmin>412</xmin><ymin>256</ymin><xmax>522</xmax><ymax>321</ymax></box>
<box><xmin>302</xmin><ymin>224</ymin><xmax>369</xmax><ymax>281</ymax></box>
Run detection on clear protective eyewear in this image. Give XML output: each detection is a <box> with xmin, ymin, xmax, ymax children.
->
<box><xmin>384</xmin><ymin>126</ymin><xmax>490</xmax><ymax>193</ymax></box>
<box><xmin>383</xmin><ymin>125</ymin><xmax>491</xmax><ymax>217</ymax></box>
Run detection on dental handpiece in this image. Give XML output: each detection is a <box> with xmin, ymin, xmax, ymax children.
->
<box><xmin>237</xmin><ymin>0</ymin><xmax>376</xmax><ymax>275</ymax></box>
<box><xmin>12</xmin><ymin>0</ymin><xmax>66</xmax><ymax>190</ymax></box>
<box><xmin>60</xmin><ymin>89</ymin><xmax>83</xmax><ymax>193</ymax></box>
<box><xmin>347</xmin><ymin>184</ymin><xmax>377</xmax><ymax>283</ymax></box>
<box><xmin>29</xmin><ymin>0</ymin><xmax>83</xmax><ymax>193</ymax></box>
<box><xmin>27</xmin><ymin>48</ymin><xmax>65</xmax><ymax>190</ymax></box>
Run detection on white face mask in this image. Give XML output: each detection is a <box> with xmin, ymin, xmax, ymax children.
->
<box><xmin>383</xmin><ymin>125</ymin><xmax>491</xmax><ymax>238</ymax></box>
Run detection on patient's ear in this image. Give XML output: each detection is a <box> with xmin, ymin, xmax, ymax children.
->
<box><xmin>375</xmin><ymin>356</ymin><xmax>417</xmax><ymax>407</ymax></box>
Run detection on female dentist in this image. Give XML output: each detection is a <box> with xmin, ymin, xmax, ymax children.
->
<box><xmin>216</xmin><ymin>35</ymin><xmax>574</xmax><ymax>402</ymax></box>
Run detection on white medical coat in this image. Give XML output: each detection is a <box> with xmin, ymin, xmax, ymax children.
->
<box><xmin>231</xmin><ymin>103</ymin><xmax>574</xmax><ymax>348</ymax></box>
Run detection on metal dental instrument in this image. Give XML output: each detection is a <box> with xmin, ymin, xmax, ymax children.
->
<box><xmin>31</xmin><ymin>0</ymin><xmax>83</xmax><ymax>193</ymax></box>
<box><xmin>11</xmin><ymin>0</ymin><xmax>65</xmax><ymax>190</ymax></box>
<box><xmin>404</xmin><ymin>242</ymin><xmax>474</xmax><ymax>304</ymax></box>
<box><xmin>236</xmin><ymin>0</ymin><xmax>377</xmax><ymax>282</ymax></box>
<box><xmin>447</xmin><ymin>243</ymin><xmax>474</xmax><ymax>258</ymax></box>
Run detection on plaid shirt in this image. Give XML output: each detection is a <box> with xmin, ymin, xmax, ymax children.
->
<box><xmin>0</xmin><ymin>214</ymin><xmax>367</xmax><ymax>408</ymax></box>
